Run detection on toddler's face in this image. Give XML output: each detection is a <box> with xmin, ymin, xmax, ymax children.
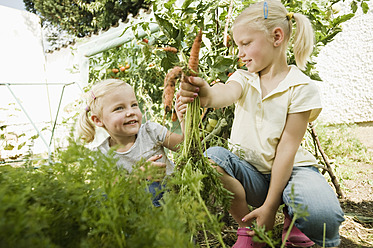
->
<box><xmin>99</xmin><ymin>85</ymin><xmax>142</xmax><ymax>139</ymax></box>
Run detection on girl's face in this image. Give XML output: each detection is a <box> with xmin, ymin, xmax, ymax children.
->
<box><xmin>95</xmin><ymin>85</ymin><xmax>142</xmax><ymax>142</ymax></box>
<box><xmin>233</xmin><ymin>25</ymin><xmax>275</xmax><ymax>73</ymax></box>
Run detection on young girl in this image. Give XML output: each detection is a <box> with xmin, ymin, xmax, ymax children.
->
<box><xmin>78</xmin><ymin>79</ymin><xmax>186</xmax><ymax>206</ymax></box>
<box><xmin>180</xmin><ymin>1</ymin><xmax>344</xmax><ymax>247</ymax></box>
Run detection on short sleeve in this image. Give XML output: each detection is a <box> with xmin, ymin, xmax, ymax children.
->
<box><xmin>227</xmin><ymin>70</ymin><xmax>247</xmax><ymax>89</ymax></box>
<box><xmin>144</xmin><ymin>121</ymin><xmax>168</xmax><ymax>143</ymax></box>
<box><xmin>288</xmin><ymin>81</ymin><xmax>322</xmax><ymax>122</ymax></box>
<box><xmin>227</xmin><ymin>69</ymin><xmax>258</xmax><ymax>103</ymax></box>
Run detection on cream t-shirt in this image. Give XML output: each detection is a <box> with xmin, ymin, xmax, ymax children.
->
<box><xmin>227</xmin><ymin>65</ymin><xmax>322</xmax><ymax>174</ymax></box>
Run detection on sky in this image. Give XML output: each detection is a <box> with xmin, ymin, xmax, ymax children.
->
<box><xmin>0</xmin><ymin>0</ymin><xmax>25</xmax><ymax>10</ymax></box>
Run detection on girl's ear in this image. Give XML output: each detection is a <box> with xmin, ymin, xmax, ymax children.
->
<box><xmin>91</xmin><ymin>115</ymin><xmax>104</xmax><ymax>127</ymax></box>
<box><xmin>272</xmin><ymin>27</ymin><xmax>285</xmax><ymax>47</ymax></box>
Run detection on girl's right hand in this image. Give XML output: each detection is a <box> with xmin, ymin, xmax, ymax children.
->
<box><xmin>180</xmin><ymin>76</ymin><xmax>210</xmax><ymax>107</ymax></box>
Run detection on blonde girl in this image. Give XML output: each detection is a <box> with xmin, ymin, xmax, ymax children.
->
<box><xmin>78</xmin><ymin>79</ymin><xmax>186</xmax><ymax>206</ymax></box>
<box><xmin>179</xmin><ymin>1</ymin><xmax>344</xmax><ymax>247</ymax></box>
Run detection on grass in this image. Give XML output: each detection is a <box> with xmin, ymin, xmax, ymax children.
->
<box><xmin>313</xmin><ymin>123</ymin><xmax>372</xmax><ymax>164</ymax></box>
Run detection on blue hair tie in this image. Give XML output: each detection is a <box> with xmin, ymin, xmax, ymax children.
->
<box><xmin>263</xmin><ymin>1</ymin><xmax>268</xmax><ymax>19</ymax></box>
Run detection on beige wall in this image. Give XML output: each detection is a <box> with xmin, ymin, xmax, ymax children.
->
<box><xmin>316</xmin><ymin>2</ymin><xmax>373</xmax><ymax>124</ymax></box>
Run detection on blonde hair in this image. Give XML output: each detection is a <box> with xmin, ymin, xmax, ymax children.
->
<box><xmin>77</xmin><ymin>79</ymin><xmax>130</xmax><ymax>143</ymax></box>
<box><xmin>233</xmin><ymin>0</ymin><xmax>314</xmax><ymax>70</ymax></box>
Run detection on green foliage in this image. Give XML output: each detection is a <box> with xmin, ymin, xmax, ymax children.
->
<box><xmin>24</xmin><ymin>0</ymin><xmax>152</xmax><ymax>37</ymax></box>
<box><xmin>0</xmin><ymin>104</ymin><xmax>40</xmax><ymax>162</ymax></box>
<box><xmin>310</xmin><ymin>123</ymin><xmax>372</xmax><ymax>163</ymax></box>
<box><xmin>1</xmin><ymin>138</ymin><xmax>224</xmax><ymax>247</ymax></box>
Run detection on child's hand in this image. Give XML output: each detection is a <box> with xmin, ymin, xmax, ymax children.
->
<box><xmin>179</xmin><ymin>76</ymin><xmax>210</xmax><ymax>107</ymax></box>
<box><xmin>144</xmin><ymin>154</ymin><xmax>167</xmax><ymax>181</ymax></box>
<box><xmin>175</xmin><ymin>91</ymin><xmax>187</xmax><ymax>122</ymax></box>
<box><xmin>241</xmin><ymin>206</ymin><xmax>277</xmax><ymax>236</ymax></box>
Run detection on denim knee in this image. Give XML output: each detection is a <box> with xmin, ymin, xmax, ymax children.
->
<box><xmin>284</xmin><ymin>166</ymin><xmax>344</xmax><ymax>247</ymax></box>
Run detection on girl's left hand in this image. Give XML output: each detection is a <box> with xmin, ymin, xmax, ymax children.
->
<box><xmin>241</xmin><ymin>206</ymin><xmax>277</xmax><ymax>236</ymax></box>
<box><xmin>175</xmin><ymin>91</ymin><xmax>187</xmax><ymax>121</ymax></box>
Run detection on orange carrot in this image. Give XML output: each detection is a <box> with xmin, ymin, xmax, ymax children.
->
<box><xmin>162</xmin><ymin>47</ymin><xmax>178</xmax><ymax>53</ymax></box>
<box><xmin>188</xmin><ymin>28</ymin><xmax>203</xmax><ymax>76</ymax></box>
<box><xmin>163</xmin><ymin>66</ymin><xmax>183</xmax><ymax>113</ymax></box>
<box><xmin>162</xmin><ymin>29</ymin><xmax>203</xmax><ymax>117</ymax></box>
<box><xmin>171</xmin><ymin>111</ymin><xmax>178</xmax><ymax>122</ymax></box>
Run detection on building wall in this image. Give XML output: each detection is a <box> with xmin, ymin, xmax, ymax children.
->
<box><xmin>315</xmin><ymin>2</ymin><xmax>373</xmax><ymax>124</ymax></box>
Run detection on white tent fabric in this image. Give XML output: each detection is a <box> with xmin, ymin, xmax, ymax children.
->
<box><xmin>0</xmin><ymin>6</ymin><xmax>46</xmax><ymax>84</ymax></box>
<box><xmin>0</xmin><ymin>6</ymin><xmax>84</xmax><ymax>159</ymax></box>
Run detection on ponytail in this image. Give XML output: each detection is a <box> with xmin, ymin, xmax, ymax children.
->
<box><xmin>77</xmin><ymin>109</ymin><xmax>96</xmax><ymax>143</ymax></box>
<box><xmin>292</xmin><ymin>13</ymin><xmax>314</xmax><ymax>70</ymax></box>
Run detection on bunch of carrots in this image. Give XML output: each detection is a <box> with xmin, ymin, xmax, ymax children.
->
<box><xmin>163</xmin><ymin>28</ymin><xmax>232</xmax><ymax>211</ymax></box>
<box><xmin>161</xmin><ymin>29</ymin><xmax>232</xmax><ymax>246</ymax></box>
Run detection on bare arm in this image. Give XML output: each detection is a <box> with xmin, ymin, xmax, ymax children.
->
<box><xmin>242</xmin><ymin>110</ymin><xmax>311</xmax><ymax>231</ymax></box>
<box><xmin>179</xmin><ymin>76</ymin><xmax>242</xmax><ymax>108</ymax></box>
<box><xmin>264</xmin><ymin>110</ymin><xmax>311</xmax><ymax>210</ymax></box>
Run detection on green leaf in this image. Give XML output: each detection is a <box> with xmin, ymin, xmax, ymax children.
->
<box><xmin>213</xmin><ymin>56</ymin><xmax>234</xmax><ymax>72</ymax></box>
<box><xmin>182</xmin><ymin>0</ymin><xmax>194</xmax><ymax>9</ymax></box>
<box><xmin>165</xmin><ymin>0</ymin><xmax>177</xmax><ymax>10</ymax></box>
<box><xmin>4</xmin><ymin>144</ymin><xmax>14</xmax><ymax>150</ymax></box>
<box><xmin>351</xmin><ymin>1</ymin><xmax>358</xmax><ymax>13</ymax></box>
<box><xmin>320</xmin><ymin>29</ymin><xmax>342</xmax><ymax>44</ymax></box>
<box><xmin>154</xmin><ymin>13</ymin><xmax>178</xmax><ymax>39</ymax></box>
<box><xmin>18</xmin><ymin>142</ymin><xmax>27</xmax><ymax>150</ymax></box>
<box><xmin>161</xmin><ymin>52</ymin><xmax>179</xmax><ymax>71</ymax></box>
<box><xmin>361</xmin><ymin>1</ymin><xmax>369</xmax><ymax>14</ymax></box>
<box><xmin>332</xmin><ymin>13</ymin><xmax>355</xmax><ymax>26</ymax></box>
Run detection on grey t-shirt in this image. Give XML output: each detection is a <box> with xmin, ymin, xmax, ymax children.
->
<box><xmin>96</xmin><ymin>121</ymin><xmax>175</xmax><ymax>175</ymax></box>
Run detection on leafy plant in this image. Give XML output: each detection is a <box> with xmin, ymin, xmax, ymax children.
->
<box><xmin>0</xmin><ymin>138</ymin><xmax>209</xmax><ymax>247</ymax></box>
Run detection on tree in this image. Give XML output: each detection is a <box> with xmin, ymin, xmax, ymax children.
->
<box><xmin>23</xmin><ymin>0</ymin><xmax>151</xmax><ymax>37</ymax></box>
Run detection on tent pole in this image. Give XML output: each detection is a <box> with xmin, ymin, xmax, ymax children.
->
<box><xmin>4</xmin><ymin>83</ymin><xmax>52</xmax><ymax>162</ymax></box>
<box><xmin>84</xmin><ymin>23</ymin><xmax>160</xmax><ymax>57</ymax></box>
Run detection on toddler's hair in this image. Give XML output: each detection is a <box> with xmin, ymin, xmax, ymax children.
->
<box><xmin>77</xmin><ymin>79</ymin><xmax>129</xmax><ymax>143</ymax></box>
<box><xmin>233</xmin><ymin>0</ymin><xmax>314</xmax><ymax>70</ymax></box>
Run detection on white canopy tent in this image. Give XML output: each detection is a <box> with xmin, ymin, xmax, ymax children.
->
<box><xmin>0</xmin><ymin>6</ymin><xmax>83</xmax><ymax>162</ymax></box>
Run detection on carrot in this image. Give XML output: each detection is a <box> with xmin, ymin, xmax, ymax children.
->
<box><xmin>188</xmin><ymin>28</ymin><xmax>203</xmax><ymax>76</ymax></box>
<box><xmin>171</xmin><ymin>111</ymin><xmax>178</xmax><ymax>122</ymax></box>
<box><xmin>163</xmin><ymin>66</ymin><xmax>183</xmax><ymax>113</ymax></box>
<box><xmin>162</xmin><ymin>29</ymin><xmax>203</xmax><ymax>115</ymax></box>
<box><xmin>162</xmin><ymin>46</ymin><xmax>178</xmax><ymax>53</ymax></box>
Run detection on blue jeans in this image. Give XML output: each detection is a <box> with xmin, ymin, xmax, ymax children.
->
<box><xmin>147</xmin><ymin>181</ymin><xmax>165</xmax><ymax>207</ymax></box>
<box><xmin>206</xmin><ymin>146</ymin><xmax>345</xmax><ymax>247</ymax></box>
